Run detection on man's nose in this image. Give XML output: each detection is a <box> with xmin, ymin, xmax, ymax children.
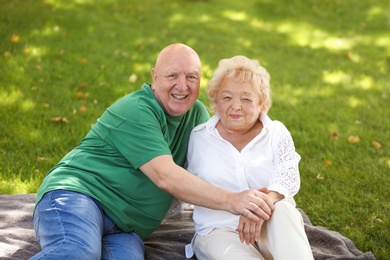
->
<box><xmin>175</xmin><ymin>75</ymin><xmax>188</xmax><ymax>91</ymax></box>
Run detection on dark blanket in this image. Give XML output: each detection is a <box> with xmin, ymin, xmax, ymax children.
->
<box><xmin>0</xmin><ymin>194</ymin><xmax>375</xmax><ymax>260</ymax></box>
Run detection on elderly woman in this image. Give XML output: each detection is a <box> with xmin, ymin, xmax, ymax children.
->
<box><xmin>185</xmin><ymin>56</ymin><xmax>313</xmax><ymax>259</ymax></box>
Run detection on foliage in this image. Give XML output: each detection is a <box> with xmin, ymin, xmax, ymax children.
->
<box><xmin>1</xmin><ymin>0</ymin><xmax>389</xmax><ymax>258</ymax></box>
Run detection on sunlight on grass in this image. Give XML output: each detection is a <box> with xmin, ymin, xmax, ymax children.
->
<box><xmin>1</xmin><ymin>88</ymin><xmax>22</xmax><ymax>105</ymax></box>
<box><xmin>28</xmin><ymin>46</ymin><xmax>48</xmax><ymax>57</ymax></box>
<box><xmin>322</xmin><ymin>71</ymin><xmax>375</xmax><ymax>91</ymax></box>
<box><xmin>222</xmin><ymin>10</ymin><xmax>247</xmax><ymax>21</ymax></box>
<box><xmin>355</xmin><ymin>75</ymin><xmax>374</xmax><ymax>90</ymax></box>
<box><xmin>323</xmin><ymin>71</ymin><xmax>352</xmax><ymax>85</ymax></box>
<box><xmin>21</xmin><ymin>99</ymin><xmax>36</xmax><ymax>111</ymax></box>
<box><xmin>270</xmin><ymin>21</ymin><xmax>354</xmax><ymax>51</ymax></box>
<box><xmin>374</xmin><ymin>35</ymin><xmax>390</xmax><ymax>52</ymax></box>
<box><xmin>133</xmin><ymin>62</ymin><xmax>152</xmax><ymax>74</ymax></box>
<box><xmin>236</xmin><ymin>37</ymin><xmax>252</xmax><ymax>48</ymax></box>
<box><xmin>198</xmin><ymin>14</ymin><xmax>212</xmax><ymax>23</ymax></box>
<box><xmin>44</xmin><ymin>0</ymin><xmax>110</xmax><ymax>9</ymax></box>
<box><xmin>0</xmin><ymin>88</ymin><xmax>36</xmax><ymax>111</ymax></box>
<box><xmin>170</xmin><ymin>13</ymin><xmax>185</xmax><ymax>23</ymax></box>
<box><xmin>42</xmin><ymin>25</ymin><xmax>61</xmax><ymax>36</ymax></box>
<box><xmin>347</xmin><ymin>96</ymin><xmax>362</xmax><ymax>108</ymax></box>
<box><xmin>0</xmin><ymin>176</ymin><xmax>40</xmax><ymax>195</ymax></box>
<box><xmin>366</xmin><ymin>6</ymin><xmax>386</xmax><ymax>20</ymax></box>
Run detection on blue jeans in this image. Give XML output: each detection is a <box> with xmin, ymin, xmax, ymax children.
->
<box><xmin>30</xmin><ymin>190</ymin><xmax>144</xmax><ymax>260</ymax></box>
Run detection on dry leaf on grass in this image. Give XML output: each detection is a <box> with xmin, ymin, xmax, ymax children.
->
<box><xmin>348</xmin><ymin>135</ymin><xmax>360</xmax><ymax>143</ymax></box>
<box><xmin>51</xmin><ymin>117</ymin><xmax>68</xmax><ymax>123</ymax></box>
<box><xmin>371</xmin><ymin>141</ymin><xmax>381</xmax><ymax>149</ymax></box>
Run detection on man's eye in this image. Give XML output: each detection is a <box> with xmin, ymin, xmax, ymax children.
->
<box><xmin>167</xmin><ymin>74</ymin><xmax>177</xmax><ymax>79</ymax></box>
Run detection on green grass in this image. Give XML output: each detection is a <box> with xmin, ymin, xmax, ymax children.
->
<box><xmin>1</xmin><ymin>0</ymin><xmax>389</xmax><ymax>258</ymax></box>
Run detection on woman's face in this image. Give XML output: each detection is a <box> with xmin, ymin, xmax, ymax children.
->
<box><xmin>216</xmin><ymin>77</ymin><xmax>262</xmax><ymax>132</ymax></box>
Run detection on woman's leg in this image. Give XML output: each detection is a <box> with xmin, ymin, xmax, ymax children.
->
<box><xmin>193</xmin><ymin>228</ymin><xmax>265</xmax><ymax>260</ymax></box>
<box><xmin>259</xmin><ymin>200</ymin><xmax>313</xmax><ymax>260</ymax></box>
<box><xmin>31</xmin><ymin>190</ymin><xmax>103</xmax><ymax>260</ymax></box>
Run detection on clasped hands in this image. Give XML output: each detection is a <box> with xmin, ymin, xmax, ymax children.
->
<box><xmin>235</xmin><ymin>187</ymin><xmax>275</xmax><ymax>245</ymax></box>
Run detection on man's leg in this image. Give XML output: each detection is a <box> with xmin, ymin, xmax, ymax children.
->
<box><xmin>101</xmin><ymin>231</ymin><xmax>144</xmax><ymax>260</ymax></box>
<box><xmin>31</xmin><ymin>190</ymin><xmax>103</xmax><ymax>260</ymax></box>
<box><xmin>101</xmin><ymin>212</ymin><xmax>144</xmax><ymax>260</ymax></box>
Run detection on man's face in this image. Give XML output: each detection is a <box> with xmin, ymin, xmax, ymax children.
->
<box><xmin>151</xmin><ymin>47</ymin><xmax>202</xmax><ymax>117</ymax></box>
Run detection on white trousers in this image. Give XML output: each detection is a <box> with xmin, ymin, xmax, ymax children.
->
<box><xmin>193</xmin><ymin>201</ymin><xmax>313</xmax><ymax>260</ymax></box>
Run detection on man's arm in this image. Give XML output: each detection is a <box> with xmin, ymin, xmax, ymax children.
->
<box><xmin>139</xmin><ymin>154</ymin><xmax>274</xmax><ymax>221</ymax></box>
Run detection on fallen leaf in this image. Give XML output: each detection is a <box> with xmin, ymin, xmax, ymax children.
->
<box><xmin>78</xmin><ymin>82</ymin><xmax>87</xmax><ymax>88</ymax></box>
<box><xmin>80</xmin><ymin>57</ymin><xmax>88</xmax><ymax>63</ymax></box>
<box><xmin>11</xmin><ymin>34</ymin><xmax>20</xmax><ymax>42</ymax></box>
<box><xmin>316</xmin><ymin>173</ymin><xmax>324</xmax><ymax>180</ymax></box>
<box><xmin>325</xmin><ymin>160</ymin><xmax>332</xmax><ymax>166</ymax></box>
<box><xmin>4</xmin><ymin>51</ymin><xmax>12</xmax><ymax>57</ymax></box>
<box><xmin>24</xmin><ymin>47</ymin><xmax>30</xmax><ymax>54</ymax></box>
<box><xmin>36</xmin><ymin>157</ymin><xmax>46</xmax><ymax>162</ymax></box>
<box><xmin>76</xmin><ymin>91</ymin><xmax>84</xmax><ymax>98</ymax></box>
<box><xmin>331</xmin><ymin>132</ymin><xmax>339</xmax><ymax>140</ymax></box>
<box><xmin>80</xmin><ymin>105</ymin><xmax>87</xmax><ymax>112</ymax></box>
<box><xmin>76</xmin><ymin>91</ymin><xmax>89</xmax><ymax>99</ymax></box>
<box><xmin>51</xmin><ymin>117</ymin><xmax>68</xmax><ymax>123</ymax></box>
<box><xmin>371</xmin><ymin>141</ymin><xmax>381</xmax><ymax>149</ymax></box>
<box><xmin>348</xmin><ymin>135</ymin><xmax>360</xmax><ymax>143</ymax></box>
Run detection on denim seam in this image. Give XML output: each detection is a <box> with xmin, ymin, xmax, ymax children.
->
<box><xmin>35</xmin><ymin>191</ymin><xmax>68</xmax><ymax>259</ymax></box>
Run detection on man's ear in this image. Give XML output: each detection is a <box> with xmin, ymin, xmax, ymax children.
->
<box><xmin>151</xmin><ymin>68</ymin><xmax>157</xmax><ymax>82</ymax></box>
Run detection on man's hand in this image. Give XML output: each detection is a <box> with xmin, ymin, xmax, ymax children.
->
<box><xmin>236</xmin><ymin>215</ymin><xmax>264</xmax><ymax>244</ymax></box>
<box><xmin>226</xmin><ymin>189</ymin><xmax>274</xmax><ymax>222</ymax></box>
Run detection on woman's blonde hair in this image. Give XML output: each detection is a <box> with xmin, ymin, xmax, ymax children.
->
<box><xmin>207</xmin><ymin>55</ymin><xmax>271</xmax><ymax>114</ymax></box>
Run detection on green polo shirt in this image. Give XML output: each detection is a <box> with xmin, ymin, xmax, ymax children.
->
<box><xmin>36</xmin><ymin>83</ymin><xmax>209</xmax><ymax>238</ymax></box>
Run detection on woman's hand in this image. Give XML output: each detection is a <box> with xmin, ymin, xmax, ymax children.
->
<box><xmin>236</xmin><ymin>215</ymin><xmax>264</xmax><ymax>244</ymax></box>
<box><xmin>235</xmin><ymin>187</ymin><xmax>284</xmax><ymax>244</ymax></box>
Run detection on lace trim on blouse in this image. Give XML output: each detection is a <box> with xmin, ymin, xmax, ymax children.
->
<box><xmin>270</xmin><ymin>133</ymin><xmax>300</xmax><ymax>199</ymax></box>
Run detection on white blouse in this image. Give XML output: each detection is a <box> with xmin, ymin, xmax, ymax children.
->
<box><xmin>186</xmin><ymin>112</ymin><xmax>301</xmax><ymax>236</ymax></box>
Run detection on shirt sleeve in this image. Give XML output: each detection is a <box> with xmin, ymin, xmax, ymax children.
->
<box><xmin>268</xmin><ymin>123</ymin><xmax>301</xmax><ymax>199</ymax></box>
<box><xmin>93</xmin><ymin>97</ymin><xmax>171</xmax><ymax>170</ymax></box>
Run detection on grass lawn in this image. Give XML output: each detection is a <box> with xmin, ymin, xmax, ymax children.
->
<box><xmin>1</xmin><ymin>0</ymin><xmax>389</xmax><ymax>258</ymax></box>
